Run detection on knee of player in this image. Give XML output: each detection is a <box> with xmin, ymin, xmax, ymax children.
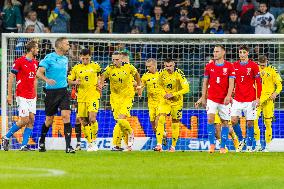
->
<box><xmin>172</xmin><ymin>119</ymin><xmax>180</xmax><ymax>123</ymax></box>
<box><xmin>231</xmin><ymin>119</ymin><xmax>238</xmax><ymax>126</ymax></box>
<box><xmin>157</xmin><ymin>114</ymin><xmax>166</xmax><ymax>122</ymax></box>
<box><xmin>89</xmin><ymin>118</ymin><xmax>97</xmax><ymax>124</ymax></box>
<box><xmin>19</xmin><ymin>117</ymin><xmax>30</xmax><ymax>126</ymax></box>
<box><xmin>61</xmin><ymin>114</ymin><xmax>70</xmax><ymax>123</ymax></box>
<box><xmin>246</xmin><ymin>120</ymin><xmax>254</xmax><ymax>127</ymax></box>
<box><xmin>207</xmin><ymin>118</ymin><xmax>215</xmax><ymax>125</ymax></box>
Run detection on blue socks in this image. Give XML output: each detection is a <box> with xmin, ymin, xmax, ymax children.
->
<box><xmin>5</xmin><ymin>122</ymin><xmax>20</xmax><ymax>139</ymax></box>
<box><xmin>247</xmin><ymin>126</ymin><xmax>254</xmax><ymax>147</ymax></box>
<box><xmin>221</xmin><ymin>126</ymin><xmax>229</xmax><ymax>148</ymax></box>
<box><xmin>207</xmin><ymin>123</ymin><xmax>215</xmax><ymax>145</ymax></box>
<box><xmin>233</xmin><ymin>123</ymin><xmax>243</xmax><ymax>141</ymax></box>
<box><xmin>22</xmin><ymin>128</ymin><xmax>32</xmax><ymax>146</ymax></box>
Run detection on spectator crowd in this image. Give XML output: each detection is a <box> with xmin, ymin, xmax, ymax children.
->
<box><xmin>1</xmin><ymin>0</ymin><xmax>284</xmax><ymax>35</ymax></box>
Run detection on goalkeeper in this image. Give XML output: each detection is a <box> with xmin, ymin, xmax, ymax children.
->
<box><xmin>254</xmin><ymin>55</ymin><xmax>282</xmax><ymax>152</ymax></box>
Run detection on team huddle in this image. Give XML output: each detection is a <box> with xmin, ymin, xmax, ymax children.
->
<box><xmin>1</xmin><ymin>37</ymin><xmax>282</xmax><ymax>153</ymax></box>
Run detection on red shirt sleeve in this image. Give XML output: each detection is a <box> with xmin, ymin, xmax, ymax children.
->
<box><xmin>229</xmin><ymin>63</ymin><xmax>236</xmax><ymax>78</ymax></box>
<box><xmin>204</xmin><ymin>63</ymin><xmax>210</xmax><ymax>78</ymax></box>
<box><xmin>253</xmin><ymin>62</ymin><xmax>262</xmax><ymax>98</ymax></box>
<box><xmin>11</xmin><ymin>58</ymin><xmax>21</xmax><ymax>74</ymax></box>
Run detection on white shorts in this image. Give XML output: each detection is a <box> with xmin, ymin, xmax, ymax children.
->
<box><xmin>206</xmin><ymin>99</ymin><xmax>231</xmax><ymax>121</ymax></box>
<box><xmin>231</xmin><ymin>99</ymin><xmax>256</xmax><ymax>120</ymax></box>
<box><xmin>16</xmin><ymin>97</ymin><xmax>36</xmax><ymax>117</ymax></box>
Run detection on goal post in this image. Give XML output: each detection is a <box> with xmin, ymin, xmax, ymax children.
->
<box><xmin>1</xmin><ymin>33</ymin><xmax>284</xmax><ymax>151</ymax></box>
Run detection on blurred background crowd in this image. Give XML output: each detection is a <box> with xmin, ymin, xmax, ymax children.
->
<box><xmin>1</xmin><ymin>0</ymin><xmax>284</xmax><ymax>35</ymax></box>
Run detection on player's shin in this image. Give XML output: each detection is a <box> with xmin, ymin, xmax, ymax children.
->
<box><xmin>246</xmin><ymin>125</ymin><xmax>254</xmax><ymax>149</ymax></box>
<box><xmin>171</xmin><ymin>122</ymin><xmax>180</xmax><ymax>148</ymax></box>
<box><xmin>91</xmin><ymin>121</ymin><xmax>98</xmax><ymax>142</ymax></box>
<box><xmin>113</xmin><ymin>123</ymin><xmax>122</xmax><ymax>147</ymax></box>
<box><xmin>156</xmin><ymin>115</ymin><xmax>166</xmax><ymax>145</ymax></box>
<box><xmin>264</xmin><ymin>118</ymin><xmax>272</xmax><ymax>145</ymax></box>
<box><xmin>22</xmin><ymin>127</ymin><xmax>32</xmax><ymax>147</ymax></box>
<box><xmin>64</xmin><ymin>123</ymin><xmax>72</xmax><ymax>149</ymax></box>
<box><xmin>117</xmin><ymin>119</ymin><xmax>134</xmax><ymax>147</ymax></box>
<box><xmin>254</xmin><ymin>119</ymin><xmax>261</xmax><ymax>146</ymax></box>
<box><xmin>39</xmin><ymin>123</ymin><xmax>50</xmax><ymax>144</ymax></box>
<box><xmin>220</xmin><ymin>126</ymin><xmax>229</xmax><ymax>149</ymax></box>
<box><xmin>5</xmin><ymin>122</ymin><xmax>21</xmax><ymax>139</ymax></box>
<box><xmin>232</xmin><ymin>123</ymin><xmax>244</xmax><ymax>141</ymax></box>
<box><xmin>207</xmin><ymin>123</ymin><xmax>215</xmax><ymax>145</ymax></box>
<box><xmin>75</xmin><ymin>123</ymin><xmax>81</xmax><ymax>143</ymax></box>
<box><xmin>83</xmin><ymin>124</ymin><xmax>92</xmax><ymax>144</ymax></box>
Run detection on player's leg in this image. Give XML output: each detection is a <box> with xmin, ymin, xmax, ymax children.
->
<box><xmin>231</xmin><ymin>100</ymin><xmax>245</xmax><ymax>152</ymax></box>
<box><xmin>148</xmin><ymin>104</ymin><xmax>157</xmax><ymax>133</ymax></box>
<box><xmin>218</xmin><ymin>103</ymin><xmax>231</xmax><ymax>153</ymax></box>
<box><xmin>228</xmin><ymin>124</ymin><xmax>239</xmax><ymax>150</ymax></box>
<box><xmin>254</xmin><ymin>106</ymin><xmax>262</xmax><ymax>151</ymax></box>
<box><xmin>169</xmin><ymin>104</ymin><xmax>183</xmax><ymax>152</ymax></box>
<box><xmin>59</xmin><ymin>89</ymin><xmax>75</xmax><ymax>153</ymax></box>
<box><xmin>19</xmin><ymin>112</ymin><xmax>35</xmax><ymax>151</ymax></box>
<box><xmin>214</xmin><ymin>113</ymin><xmax>221</xmax><ymax>142</ymax></box>
<box><xmin>206</xmin><ymin>100</ymin><xmax>218</xmax><ymax>153</ymax></box>
<box><xmin>244</xmin><ymin>101</ymin><xmax>257</xmax><ymax>152</ymax></box>
<box><xmin>74</xmin><ymin>116</ymin><xmax>81</xmax><ymax>150</ymax></box>
<box><xmin>77</xmin><ymin>102</ymin><xmax>92</xmax><ymax>151</ymax></box>
<box><xmin>2</xmin><ymin>97</ymin><xmax>30</xmax><ymax>151</ymax></box>
<box><xmin>263</xmin><ymin>100</ymin><xmax>274</xmax><ymax>151</ymax></box>
<box><xmin>88</xmin><ymin>98</ymin><xmax>100</xmax><ymax>151</ymax></box>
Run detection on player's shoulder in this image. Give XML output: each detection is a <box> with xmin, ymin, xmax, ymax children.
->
<box><xmin>90</xmin><ymin>61</ymin><xmax>101</xmax><ymax>68</ymax></box>
<box><xmin>175</xmin><ymin>68</ymin><xmax>185</xmax><ymax>75</ymax></box>
<box><xmin>268</xmin><ymin>65</ymin><xmax>279</xmax><ymax>73</ymax></box>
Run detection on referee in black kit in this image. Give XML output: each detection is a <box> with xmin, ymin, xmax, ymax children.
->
<box><xmin>36</xmin><ymin>37</ymin><xmax>75</xmax><ymax>153</ymax></box>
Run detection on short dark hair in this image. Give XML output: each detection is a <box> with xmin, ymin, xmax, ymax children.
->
<box><xmin>120</xmin><ymin>52</ymin><xmax>129</xmax><ymax>57</ymax></box>
<box><xmin>55</xmin><ymin>37</ymin><xmax>68</xmax><ymax>48</ymax></box>
<box><xmin>215</xmin><ymin>45</ymin><xmax>225</xmax><ymax>50</ymax></box>
<box><xmin>239</xmin><ymin>45</ymin><xmax>249</xmax><ymax>52</ymax></box>
<box><xmin>25</xmin><ymin>40</ymin><xmax>38</xmax><ymax>52</ymax></box>
<box><xmin>112</xmin><ymin>51</ymin><xmax>120</xmax><ymax>56</ymax></box>
<box><xmin>258</xmin><ymin>55</ymin><xmax>267</xmax><ymax>63</ymax></box>
<box><xmin>164</xmin><ymin>58</ymin><xmax>174</xmax><ymax>63</ymax></box>
<box><xmin>80</xmin><ymin>48</ymin><xmax>91</xmax><ymax>56</ymax></box>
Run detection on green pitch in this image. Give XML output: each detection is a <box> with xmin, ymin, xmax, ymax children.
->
<box><xmin>0</xmin><ymin>151</ymin><xmax>283</xmax><ymax>189</ymax></box>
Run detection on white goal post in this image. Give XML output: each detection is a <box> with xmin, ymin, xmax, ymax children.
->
<box><xmin>1</xmin><ymin>33</ymin><xmax>284</xmax><ymax>151</ymax></box>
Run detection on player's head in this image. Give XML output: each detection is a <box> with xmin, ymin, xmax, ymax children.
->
<box><xmin>112</xmin><ymin>51</ymin><xmax>122</xmax><ymax>67</ymax></box>
<box><xmin>80</xmin><ymin>48</ymin><xmax>91</xmax><ymax>65</ymax></box>
<box><xmin>120</xmin><ymin>52</ymin><xmax>130</xmax><ymax>64</ymax></box>
<box><xmin>55</xmin><ymin>37</ymin><xmax>70</xmax><ymax>54</ymax></box>
<box><xmin>238</xmin><ymin>45</ymin><xmax>249</xmax><ymax>61</ymax></box>
<box><xmin>163</xmin><ymin>58</ymin><xmax>175</xmax><ymax>73</ymax></box>
<box><xmin>25</xmin><ymin>40</ymin><xmax>39</xmax><ymax>57</ymax></box>
<box><xmin>213</xmin><ymin>45</ymin><xmax>225</xmax><ymax>61</ymax></box>
<box><xmin>145</xmin><ymin>58</ymin><xmax>157</xmax><ymax>73</ymax></box>
<box><xmin>258</xmin><ymin>55</ymin><xmax>268</xmax><ymax>69</ymax></box>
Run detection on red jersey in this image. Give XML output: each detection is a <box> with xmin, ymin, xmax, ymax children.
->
<box><xmin>11</xmin><ymin>56</ymin><xmax>38</xmax><ymax>99</ymax></box>
<box><xmin>204</xmin><ymin>60</ymin><xmax>235</xmax><ymax>104</ymax></box>
<box><xmin>233</xmin><ymin>60</ymin><xmax>262</xmax><ymax>102</ymax></box>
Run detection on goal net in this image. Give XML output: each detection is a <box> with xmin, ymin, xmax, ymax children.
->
<box><xmin>1</xmin><ymin>33</ymin><xmax>284</xmax><ymax>151</ymax></box>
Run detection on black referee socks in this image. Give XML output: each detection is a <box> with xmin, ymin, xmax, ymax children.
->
<box><xmin>64</xmin><ymin>123</ymin><xmax>72</xmax><ymax>149</ymax></box>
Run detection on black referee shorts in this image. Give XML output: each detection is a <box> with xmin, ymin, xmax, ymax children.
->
<box><xmin>44</xmin><ymin>87</ymin><xmax>70</xmax><ymax>116</ymax></box>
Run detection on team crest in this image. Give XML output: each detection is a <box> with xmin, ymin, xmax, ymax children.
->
<box><xmin>247</xmin><ymin>68</ymin><xmax>251</xmax><ymax>75</ymax></box>
<box><xmin>223</xmin><ymin>68</ymin><xmax>228</xmax><ymax>75</ymax></box>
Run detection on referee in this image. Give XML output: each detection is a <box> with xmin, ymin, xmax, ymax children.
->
<box><xmin>36</xmin><ymin>37</ymin><xmax>75</xmax><ymax>153</ymax></box>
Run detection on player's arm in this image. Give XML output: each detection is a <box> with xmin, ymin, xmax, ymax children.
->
<box><xmin>271</xmin><ymin>67</ymin><xmax>283</xmax><ymax>100</ymax></box>
<box><xmin>7</xmin><ymin>73</ymin><xmax>16</xmax><ymax>105</ymax></box>
<box><xmin>67</xmin><ymin>65</ymin><xmax>80</xmax><ymax>85</ymax></box>
<box><xmin>129</xmin><ymin>64</ymin><xmax>142</xmax><ymax>97</ymax></box>
<box><xmin>172</xmin><ymin>71</ymin><xmax>190</xmax><ymax>97</ymax></box>
<box><xmin>98</xmin><ymin>66</ymin><xmax>110</xmax><ymax>91</ymax></box>
<box><xmin>36</xmin><ymin>67</ymin><xmax>56</xmax><ymax>86</ymax></box>
<box><xmin>34</xmin><ymin>78</ymin><xmax>38</xmax><ymax>99</ymax></box>
<box><xmin>224</xmin><ymin>65</ymin><xmax>235</xmax><ymax>105</ymax></box>
<box><xmin>200</xmin><ymin>64</ymin><xmax>210</xmax><ymax>107</ymax></box>
<box><xmin>254</xmin><ymin>64</ymin><xmax>262</xmax><ymax>106</ymax></box>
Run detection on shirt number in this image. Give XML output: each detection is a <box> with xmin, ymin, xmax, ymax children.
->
<box><xmin>241</xmin><ymin>76</ymin><xmax>244</xmax><ymax>82</ymax></box>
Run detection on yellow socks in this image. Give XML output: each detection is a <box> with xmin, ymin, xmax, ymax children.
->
<box><xmin>171</xmin><ymin>122</ymin><xmax>180</xmax><ymax>147</ymax></box>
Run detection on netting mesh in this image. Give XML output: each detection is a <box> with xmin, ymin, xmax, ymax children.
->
<box><xmin>1</xmin><ymin>34</ymin><xmax>284</xmax><ymax>150</ymax></box>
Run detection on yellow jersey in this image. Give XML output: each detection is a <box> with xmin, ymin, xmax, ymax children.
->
<box><xmin>158</xmin><ymin>68</ymin><xmax>190</xmax><ymax>103</ymax></box>
<box><xmin>259</xmin><ymin>65</ymin><xmax>282</xmax><ymax>100</ymax></box>
<box><xmin>68</xmin><ymin>61</ymin><xmax>101</xmax><ymax>102</ymax></box>
<box><xmin>103</xmin><ymin>63</ymin><xmax>137</xmax><ymax>95</ymax></box>
<box><xmin>141</xmin><ymin>72</ymin><xmax>164</xmax><ymax>103</ymax></box>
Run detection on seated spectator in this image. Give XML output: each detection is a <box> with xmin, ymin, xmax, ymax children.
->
<box><xmin>174</xmin><ymin>6</ymin><xmax>197</xmax><ymax>33</ymax></box>
<box><xmin>48</xmin><ymin>0</ymin><xmax>71</xmax><ymax>33</ymax></box>
<box><xmin>225</xmin><ymin>10</ymin><xmax>240</xmax><ymax>34</ymax></box>
<box><xmin>276</xmin><ymin>13</ymin><xmax>284</xmax><ymax>34</ymax></box>
<box><xmin>130</xmin><ymin>0</ymin><xmax>153</xmax><ymax>33</ymax></box>
<box><xmin>112</xmin><ymin>0</ymin><xmax>132</xmax><ymax>33</ymax></box>
<box><xmin>206</xmin><ymin>19</ymin><xmax>224</xmax><ymax>34</ymax></box>
<box><xmin>251</xmin><ymin>2</ymin><xmax>276</xmax><ymax>34</ymax></box>
<box><xmin>94</xmin><ymin>17</ymin><xmax>108</xmax><ymax>33</ymax></box>
<box><xmin>2</xmin><ymin>0</ymin><xmax>22</xmax><ymax>33</ymax></box>
<box><xmin>130</xmin><ymin>26</ymin><xmax>140</xmax><ymax>34</ymax></box>
<box><xmin>197</xmin><ymin>5</ymin><xmax>215</xmax><ymax>33</ymax></box>
<box><xmin>24</xmin><ymin>11</ymin><xmax>45</xmax><ymax>33</ymax></box>
<box><xmin>184</xmin><ymin>21</ymin><xmax>202</xmax><ymax>34</ymax></box>
<box><xmin>149</xmin><ymin>6</ymin><xmax>167</xmax><ymax>33</ymax></box>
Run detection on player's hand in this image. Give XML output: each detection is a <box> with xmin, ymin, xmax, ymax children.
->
<box><xmin>194</xmin><ymin>98</ymin><xmax>202</xmax><ymax>108</ymax></box>
<box><xmin>223</xmin><ymin>95</ymin><xmax>231</xmax><ymax>105</ymax></box>
<box><xmin>270</xmin><ymin>92</ymin><xmax>278</xmax><ymax>100</ymax></box>
<box><xmin>164</xmin><ymin>93</ymin><xmax>173</xmax><ymax>99</ymax></box>
<box><xmin>253</xmin><ymin>98</ymin><xmax>260</xmax><ymax>108</ymax></box>
<box><xmin>74</xmin><ymin>79</ymin><xmax>80</xmax><ymax>85</ymax></box>
<box><xmin>137</xmin><ymin>88</ymin><xmax>142</xmax><ymax>97</ymax></box>
<box><xmin>7</xmin><ymin>95</ymin><xmax>12</xmax><ymax>105</ymax></box>
<box><xmin>46</xmin><ymin>79</ymin><xmax>56</xmax><ymax>86</ymax></box>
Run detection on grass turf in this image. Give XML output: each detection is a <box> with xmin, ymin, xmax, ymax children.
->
<box><xmin>0</xmin><ymin>151</ymin><xmax>283</xmax><ymax>189</ymax></box>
